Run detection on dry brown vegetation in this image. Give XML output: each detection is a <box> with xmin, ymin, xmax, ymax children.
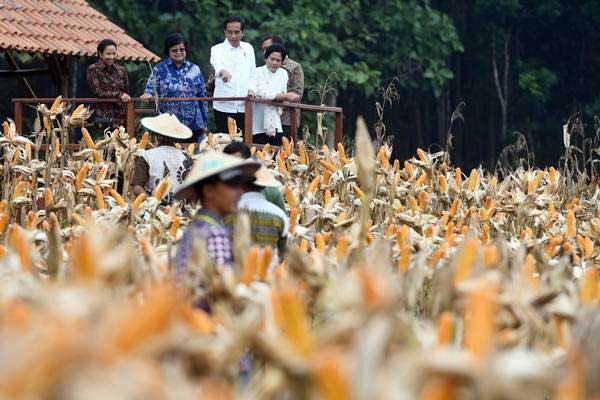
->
<box><xmin>0</xmin><ymin>99</ymin><xmax>598</xmax><ymax>399</ymax></box>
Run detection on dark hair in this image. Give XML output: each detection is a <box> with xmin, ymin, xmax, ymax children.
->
<box><xmin>164</xmin><ymin>33</ymin><xmax>185</xmax><ymax>56</ymax></box>
<box><xmin>223</xmin><ymin>16</ymin><xmax>245</xmax><ymax>31</ymax></box>
<box><xmin>97</xmin><ymin>39</ymin><xmax>117</xmax><ymax>57</ymax></box>
<box><xmin>262</xmin><ymin>34</ymin><xmax>284</xmax><ymax>46</ymax></box>
<box><xmin>223</xmin><ymin>141</ymin><xmax>251</xmax><ymax>159</ymax></box>
<box><xmin>264</xmin><ymin>44</ymin><xmax>287</xmax><ymax>62</ymax></box>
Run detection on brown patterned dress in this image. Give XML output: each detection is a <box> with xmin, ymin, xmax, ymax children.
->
<box><xmin>86</xmin><ymin>61</ymin><xmax>130</xmax><ymax>127</ymax></box>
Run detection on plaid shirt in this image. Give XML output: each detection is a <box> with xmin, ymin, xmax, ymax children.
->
<box><xmin>175</xmin><ymin>209</ymin><xmax>233</xmax><ymax>274</ymax></box>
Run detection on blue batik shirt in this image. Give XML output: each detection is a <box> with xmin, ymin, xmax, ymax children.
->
<box><xmin>144</xmin><ymin>59</ymin><xmax>209</xmax><ymax>131</ymax></box>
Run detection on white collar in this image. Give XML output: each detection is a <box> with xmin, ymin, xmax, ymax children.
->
<box><xmin>241</xmin><ymin>191</ymin><xmax>267</xmax><ymax>200</ymax></box>
<box><xmin>224</xmin><ymin>39</ymin><xmax>243</xmax><ymax>51</ymax></box>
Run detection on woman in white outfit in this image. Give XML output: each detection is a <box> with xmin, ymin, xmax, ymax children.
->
<box><xmin>249</xmin><ymin>44</ymin><xmax>298</xmax><ymax>145</ymax></box>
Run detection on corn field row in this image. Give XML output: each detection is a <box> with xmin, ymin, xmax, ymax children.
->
<box><xmin>0</xmin><ymin>98</ymin><xmax>598</xmax><ymax>399</ymax></box>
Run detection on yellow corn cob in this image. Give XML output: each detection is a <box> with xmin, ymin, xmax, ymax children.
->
<box><xmin>108</xmin><ymin>188</ymin><xmax>126</xmax><ymax>207</ymax></box>
<box><xmin>319</xmin><ymin>160</ymin><xmax>338</xmax><ymax>173</ymax></box>
<box><xmin>337</xmin><ymin>143</ymin><xmax>349</xmax><ymax>165</ymax></box>
<box><xmin>436</xmin><ymin>311</ymin><xmax>454</xmax><ymax>346</ymax></box>
<box><xmin>467</xmin><ymin>168</ymin><xmax>479</xmax><ymax>191</ymax></box>
<box><xmin>483</xmin><ymin>244</ymin><xmax>500</xmax><ymax>268</ymax></box>
<box><xmin>522</xmin><ymin>254</ymin><xmax>540</xmax><ymax>291</ymax></box>
<box><xmin>548</xmin><ymin>166</ymin><xmax>557</xmax><ymax>184</ymax></box>
<box><xmin>277</xmin><ymin>154</ymin><xmax>286</xmax><ymax>174</ymax></box>
<box><xmin>438</xmin><ymin>175</ymin><xmax>448</xmax><ymax>192</ymax></box>
<box><xmin>419</xmin><ymin>191</ymin><xmax>427</xmax><ymax>211</ymax></box>
<box><xmin>336</xmin><ymin>236</ymin><xmax>350</xmax><ymax>262</ymax></box>
<box><xmin>3</xmin><ymin>120</ymin><xmax>11</xmax><ymax>137</ymax></box>
<box><xmin>0</xmin><ymin>212</ymin><xmax>8</xmax><ymax>234</ymax></box>
<box><xmin>166</xmin><ymin>216</ymin><xmax>180</xmax><ymax>239</ymax></box>
<box><xmin>257</xmin><ymin>246</ymin><xmax>273</xmax><ymax>280</ymax></box>
<box><xmin>449</xmin><ymin>199</ymin><xmax>460</xmax><ymax>217</ymax></box>
<box><xmin>566</xmin><ymin>209</ymin><xmax>576</xmax><ymax>238</ymax></box>
<box><xmin>324</xmin><ymin>189</ymin><xmax>332</xmax><ymax>204</ymax></box>
<box><xmin>271</xmin><ymin>283</ymin><xmax>314</xmax><ymax>357</ymax></box>
<box><xmin>528</xmin><ymin>171</ymin><xmax>544</xmax><ymax>194</ymax></box>
<box><xmin>96</xmin><ymin>166</ymin><xmax>108</xmax><ymax>183</ymax></box>
<box><xmin>454</xmin><ymin>167</ymin><xmax>462</xmax><ymax>186</ymax></box>
<box><xmin>299</xmin><ymin>239</ymin><xmax>309</xmax><ymax>253</ymax></box>
<box><xmin>398</xmin><ymin>243</ymin><xmax>410</xmax><ymax>273</ymax></box>
<box><xmin>24</xmin><ymin>142</ymin><xmax>31</xmax><ymax>161</ymax></box>
<box><xmin>352</xmin><ymin>186</ymin><xmax>364</xmax><ymax>198</ymax></box>
<box><xmin>336</xmin><ymin>211</ymin><xmax>347</xmax><ymax>225</ymax></box>
<box><xmin>553</xmin><ymin>315</ymin><xmax>567</xmax><ymax>349</ymax></box>
<box><xmin>408</xmin><ymin>196</ymin><xmax>418</xmax><ymax>214</ymax></box>
<box><xmin>453</xmin><ymin>238</ymin><xmax>479</xmax><ymax>287</ymax></box>
<box><xmin>299</xmin><ymin>142</ymin><xmax>308</xmax><ymax>165</ymax></box>
<box><xmin>404</xmin><ymin>161</ymin><xmax>414</xmax><ymax>175</ymax></box>
<box><xmin>207</xmin><ymin>132</ymin><xmax>214</xmax><ymax>148</ymax></box>
<box><xmin>490</xmin><ymin>176</ymin><xmax>498</xmax><ymax>189</ymax></box>
<box><xmin>393</xmin><ymin>159</ymin><xmax>400</xmax><ymax>172</ymax></box>
<box><xmin>255</xmin><ymin>150</ymin><xmax>265</xmax><ymax>160</ymax></box>
<box><xmin>289</xmin><ymin>208</ymin><xmax>299</xmax><ymax>234</ymax></box>
<box><xmin>580</xmin><ymin>268</ymin><xmax>597</xmax><ymax>305</ymax></box>
<box><xmin>250</xmin><ymin>146</ymin><xmax>256</xmax><ymax>156</ymax></box>
<box><xmin>72</xmin><ymin>103</ymin><xmax>85</xmax><ymax>118</ymax></box>
<box><xmin>282</xmin><ymin>136</ymin><xmax>292</xmax><ymax>156</ymax></box>
<box><xmin>420</xmin><ymin>377</ymin><xmax>457</xmax><ymax>400</ymax></box>
<box><xmin>227</xmin><ymin>117</ymin><xmax>237</xmax><ymax>135</ymax></box>
<box><xmin>49</xmin><ymin>95</ymin><xmax>62</xmax><ymax>113</ymax></box>
<box><xmin>81</xmin><ymin>127</ymin><xmax>96</xmax><ymax>149</ymax></box>
<box><xmin>481</xmin><ymin>223</ymin><xmax>490</xmax><ymax>244</ymax></box>
<box><xmin>416</xmin><ymin>148</ymin><xmax>428</xmax><ymax>162</ymax></box>
<box><xmin>7</xmin><ymin>224</ymin><xmax>33</xmax><ymax>273</ymax></box>
<box><xmin>285</xmin><ymin>187</ymin><xmax>296</xmax><ymax>208</ymax></box>
<box><xmin>93</xmin><ymin>185</ymin><xmax>105</xmax><ymax>209</ymax></box>
<box><xmin>583</xmin><ymin>237</ymin><xmax>594</xmax><ymax>258</ymax></box>
<box><xmin>308</xmin><ymin>174</ymin><xmax>321</xmax><ymax>193</ymax></box>
<box><xmin>312</xmin><ymin>350</ymin><xmax>350</xmax><ymax>400</ymax></box>
<box><xmin>378</xmin><ymin>147</ymin><xmax>390</xmax><ymax>169</ymax></box>
<box><xmin>315</xmin><ymin>233</ymin><xmax>326</xmax><ymax>254</ymax></box>
<box><xmin>137</xmin><ymin>131</ymin><xmax>149</xmax><ymax>150</ymax></box>
<box><xmin>416</xmin><ymin>172</ymin><xmax>428</xmax><ymax>188</ymax></box>
<box><xmin>13</xmin><ymin>181</ymin><xmax>26</xmax><ymax>198</ymax></box>
<box><xmin>132</xmin><ymin>193</ymin><xmax>146</xmax><ymax>211</ymax></box>
<box><xmin>44</xmin><ymin>188</ymin><xmax>53</xmax><ymax>209</ymax></box>
<box><xmin>241</xmin><ymin>247</ymin><xmax>260</xmax><ymax>285</ymax></box>
<box><xmin>323</xmin><ymin>169</ymin><xmax>331</xmax><ymax>184</ymax></box>
<box><xmin>428</xmin><ymin>245</ymin><xmax>445</xmax><ymax>268</ymax></box>
<box><xmin>464</xmin><ymin>281</ymin><xmax>497</xmax><ymax>359</ymax></box>
<box><xmin>75</xmin><ymin>163</ymin><xmax>90</xmax><ymax>191</ymax></box>
<box><xmin>153</xmin><ymin>177</ymin><xmax>170</xmax><ymax>200</ymax></box>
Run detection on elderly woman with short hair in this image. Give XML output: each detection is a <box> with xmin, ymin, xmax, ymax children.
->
<box><xmin>141</xmin><ymin>33</ymin><xmax>208</xmax><ymax>143</ymax></box>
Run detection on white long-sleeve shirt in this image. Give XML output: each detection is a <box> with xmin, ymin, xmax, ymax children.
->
<box><xmin>210</xmin><ymin>39</ymin><xmax>256</xmax><ymax>113</ymax></box>
<box><xmin>249</xmin><ymin>65</ymin><xmax>288</xmax><ymax>135</ymax></box>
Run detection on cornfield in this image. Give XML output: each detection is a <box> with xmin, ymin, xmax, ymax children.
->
<box><xmin>0</xmin><ymin>98</ymin><xmax>598</xmax><ymax>399</ymax></box>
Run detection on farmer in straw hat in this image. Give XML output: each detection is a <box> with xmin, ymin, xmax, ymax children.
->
<box><xmin>227</xmin><ymin>165</ymin><xmax>288</xmax><ymax>270</ymax></box>
<box><xmin>173</xmin><ymin>152</ymin><xmax>259</xmax><ymax>273</ymax></box>
<box><xmin>131</xmin><ymin>113</ymin><xmax>194</xmax><ymax>200</ymax></box>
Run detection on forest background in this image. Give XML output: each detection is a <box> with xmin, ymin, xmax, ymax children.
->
<box><xmin>1</xmin><ymin>0</ymin><xmax>599</xmax><ymax>170</ymax></box>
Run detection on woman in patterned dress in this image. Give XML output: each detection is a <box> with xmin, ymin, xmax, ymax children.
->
<box><xmin>86</xmin><ymin>39</ymin><xmax>131</xmax><ymax>130</ymax></box>
<box><xmin>140</xmin><ymin>34</ymin><xmax>209</xmax><ymax>144</ymax></box>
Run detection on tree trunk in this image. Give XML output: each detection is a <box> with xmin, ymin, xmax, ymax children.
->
<box><xmin>492</xmin><ymin>28</ymin><xmax>511</xmax><ymax>167</ymax></box>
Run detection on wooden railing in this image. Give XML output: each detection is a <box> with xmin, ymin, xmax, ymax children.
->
<box><xmin>11</xmin><ymin>97</ymin><xmax>343</xmax><ymax>145</ymax></box>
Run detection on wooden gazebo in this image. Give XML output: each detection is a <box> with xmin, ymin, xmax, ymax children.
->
<box><xmin>0</xmin><ymin>0</ymin><xmax>159</xmax><ymax>98</ymax></box>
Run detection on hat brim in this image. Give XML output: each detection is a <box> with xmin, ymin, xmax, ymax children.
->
<box><xmin>173</xmin><ymin>160</ymin><xmax>260</xmax><ymax>200</ymax></box>
<box><xmin>141</xmin><ymin>116</ymin><xmax>193</xmax><ymax>140</ymax></box>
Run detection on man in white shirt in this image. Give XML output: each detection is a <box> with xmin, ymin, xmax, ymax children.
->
<box><xmin>210</xmin><ymin>16</ymin><xmax>256</xmax><ymax>134</ymax></box>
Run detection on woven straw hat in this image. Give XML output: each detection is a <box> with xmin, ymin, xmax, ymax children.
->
<box><xmin>253</xmin><ymin>166</ymin><xmax>281</xmax><ymax>188</ymax></box>
<box><xmin>174</xmin><ymin>151</ymin><xmax>259</xmax><ymax>199</ymax></box>
<box><xmin>140</xmin><ymin>113</ymin><xmax>193</xmax><ymax>140</ymax></box>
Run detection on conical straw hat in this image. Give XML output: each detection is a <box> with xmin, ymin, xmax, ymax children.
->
<box><xmin>253</xmin><ymin>166</ymin><xmax>281</xmax><ymax>188</ymax></box>
<box><xmin>140</xmin><ymin>113</ymin><xmax>193</xmax><ymax>140</ymax></box>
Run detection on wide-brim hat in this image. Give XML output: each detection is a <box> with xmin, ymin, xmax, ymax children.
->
<box><xmin>174</xmin><ymin>151</ymin><xmax>260</xmax><ymax>199</ymax></box>
<box><xmin>254</xmin><ymin>166</ymin><xmax>282</xmax><ymax>188</ymax></box>
<box><xmin>141</xmin><ymin>113</ymin><xmax>193</xmax><ymax>140</ymax></box>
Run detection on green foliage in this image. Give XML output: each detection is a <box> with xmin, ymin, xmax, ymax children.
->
<box><xmin>517</xmin><ymin>62</ymin><xmax>558</xmax><ymax>102</ymax></box>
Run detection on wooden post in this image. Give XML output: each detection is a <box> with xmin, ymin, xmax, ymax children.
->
<box><xmin>14</xmin><ymin>101</ymin><xmax>22</xmax><ymax>134</ymax></box>
<box><xmin>127</xmin><ymin>101</ymin><xmax>135</xmax><ymax>136</ymax></box>
<box><xmin>244</xmin><ymin>99</ymin><xmax>253</xmax><ymax>145</ymax></box>
<box><xmin>290</xmin><ymin>107</ymin><xmax>298</xmax><ymax>143</ymax></box>
<box><xmin>335</xmin><ymin>111</ymin><xmax>343</xmax><ymax>145</ymax></box>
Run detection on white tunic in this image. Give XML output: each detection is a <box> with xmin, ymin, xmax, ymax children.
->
<box><xmin>249</xmin><ymin>66</ymin><xmax>289</xmax><ymax>136</ymax></box>
<box><xmin>141</xmin><ymin>146</ymin><xmax>190</xmax><ymax>198</ymax></box>
<box><xmin>210</xmin><ymin>39</ymin><xmax>256</xmax><ymax>113</ymax></box>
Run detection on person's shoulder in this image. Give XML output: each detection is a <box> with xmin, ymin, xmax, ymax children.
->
<box><xmin>211</xmin><ymin>40</ymin><xmax>226</xmax><ymax>51</ymax></box>
<box><xmin>285</xmin><ymin>58</ymin><xmax>303</xmax><ymax>71</ymax></box>
<box><xmin>241</xmin><ymin>41</ymin><xmax>254</xmax><ymax>52</ymax></box>
<box><xmin>87</xmin><ymin>61</ymin><xmax>101</xmax><ymax>72</ymax></box>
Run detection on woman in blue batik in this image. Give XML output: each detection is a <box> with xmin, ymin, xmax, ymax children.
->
<box><xmin>140</xmin><ymin>33</ymin><xmax>208</xmax><ymax>143</ymax></box>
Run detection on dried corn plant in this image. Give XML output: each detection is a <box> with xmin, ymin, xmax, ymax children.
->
<box><xmin>0</xmin><ymin>98</ymin><xmax>598</xmax><ymax>399</ymax></box>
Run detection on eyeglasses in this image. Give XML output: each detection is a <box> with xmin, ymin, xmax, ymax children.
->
<box><xmin>170</xmin><ymin>47</ymin><xmax>186</xmax><ymax>53</ymax></box>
